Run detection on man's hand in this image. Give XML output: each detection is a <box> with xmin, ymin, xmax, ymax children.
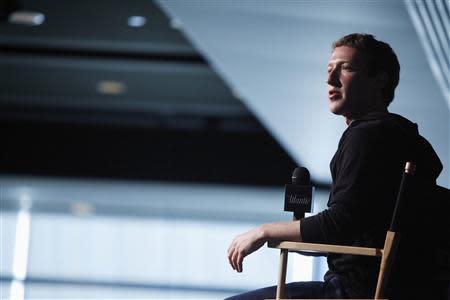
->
<box><xmin>227</xmin><ymin>221</ymin><xmax>301</xmax><ymax>273</ymax></box>
<box><xmin>227</xmin><ymin>226</ymin><xmax>266</xmax><ymax>273</ymax></box>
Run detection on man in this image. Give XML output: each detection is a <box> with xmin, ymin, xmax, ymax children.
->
<box><xmin>226</xmin><ymin>33</ymin><xmax>443</xmax><ymax>299</ymax></box>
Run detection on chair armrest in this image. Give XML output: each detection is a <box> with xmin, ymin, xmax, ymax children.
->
<box><xmin>268</xmin><ymin>241</ymin><xmax>383</xmax><ymax>257</ymax></box>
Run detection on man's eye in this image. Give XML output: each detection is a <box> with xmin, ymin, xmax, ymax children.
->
<box><xmin>342</xmin><ymin>65</ymin><xmax>353</xmax><ymax>71</ymax></box>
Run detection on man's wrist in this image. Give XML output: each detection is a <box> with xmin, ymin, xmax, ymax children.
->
<box><xmin>258</xmin><ymin>223</ymin><xmax>270</xmax><ymax>241</ymax></box>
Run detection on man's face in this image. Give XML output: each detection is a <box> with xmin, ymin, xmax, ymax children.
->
<box><xmin>327</xmin><ymin>46</ymin><xmax>377</xmax><ymax>119</ymax></box>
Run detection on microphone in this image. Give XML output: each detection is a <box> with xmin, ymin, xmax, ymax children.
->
<box><xmin>284</xmin><ymin>167</ymin><xmax>313</xmax><ymax>220</ymax></box>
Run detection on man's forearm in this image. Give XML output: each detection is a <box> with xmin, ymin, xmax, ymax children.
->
<box><xmin>260</xmin><ymin>220</ymin><xmax>302</xmax><ymax>242</ymax></box>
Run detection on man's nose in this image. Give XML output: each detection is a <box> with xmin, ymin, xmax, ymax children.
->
<box><xmin>327</xmin><ymin>69</ymin><xmax>340</xmax><ymax>87</ymax></box>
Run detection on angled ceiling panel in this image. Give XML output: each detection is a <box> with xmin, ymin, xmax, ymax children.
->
<box><xmin>0</xmin><ymin>0</ymin><xmax>195</xmax><ymax>55</ymax></box>
<box><xmin>0</xmin><ymin>0</ymin><xmax>299</xmax><ymax>186</ymax></box>
<box><xmin>0</xmin><ymin>0</ymin><xmax>247</xmax><ymax>124</ymax></box>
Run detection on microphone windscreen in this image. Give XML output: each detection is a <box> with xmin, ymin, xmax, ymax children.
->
<box><xmin>292</xmin><ymin>167</ymin><xmax>310</xmax><ymax>185</ymax></box>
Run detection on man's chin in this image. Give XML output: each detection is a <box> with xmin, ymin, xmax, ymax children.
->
<box><xmin>328</xmin><ymin>104</ymin><xmax>344</xmax><ymax>116</ymax></box>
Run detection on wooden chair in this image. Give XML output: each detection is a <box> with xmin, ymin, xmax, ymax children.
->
<box><xmin>267</xmin><ymin>162</ymin><xmax>416</xmax><ymax>300</ymax></box>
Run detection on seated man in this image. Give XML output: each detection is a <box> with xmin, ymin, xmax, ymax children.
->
<box><xmin>226</xmin><ymin>33</ymin><xmax>444</xmax><ymax>299</ymax></box>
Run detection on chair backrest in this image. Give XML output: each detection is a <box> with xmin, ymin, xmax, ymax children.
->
<box><xmin>432</xmin><ymin>185</ymin><xmax>450</xmax><ymax>282</ymax></box>
<box><xmin>433</xmin><ymin>185</ymin><xmax>450</xmax><ymax>253</ymax></box>
<box><xmin>386</xmin><ymin>167</ymin><xmax>450</xmax><ymax>299</ymax></box>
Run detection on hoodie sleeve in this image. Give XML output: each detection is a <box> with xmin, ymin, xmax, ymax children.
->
<box><xmin>300</xmin><ymin>127</ymin><xmax>395</xmax><ymax>245</ymax></box>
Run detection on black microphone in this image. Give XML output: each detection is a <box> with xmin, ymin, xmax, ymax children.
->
<box><xmin>284</xmin><ymin>167</ymin><xmax>313</xmax><ymax>220</ymax></box>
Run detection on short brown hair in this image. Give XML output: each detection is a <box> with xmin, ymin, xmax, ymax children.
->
<box><xmin>332</xmin><ymin>33</ymin><xmax>400</xmax><ymax>107</ymax></box>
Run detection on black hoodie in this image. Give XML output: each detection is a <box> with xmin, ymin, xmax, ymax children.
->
<box><xmin>300</xmin><ymin>111</ymin><xmax>443</xmax><ymax>298</ymax></box>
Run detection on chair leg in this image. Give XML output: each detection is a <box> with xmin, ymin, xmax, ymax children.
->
<box><xmin>276</xmin><ymin>249</ymin><xmax>289</xmax><ymax>300</ymax></box>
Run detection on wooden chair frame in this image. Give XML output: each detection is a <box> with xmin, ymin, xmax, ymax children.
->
<box><xmin>268</xmin><ymin>232</ymin><xmax>398</xmax><ymax>300</ymax></box>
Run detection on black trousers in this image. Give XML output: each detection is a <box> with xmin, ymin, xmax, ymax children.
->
<box><xmin>224</xmin><ymin>277</ymin><xmax>348</xmax><ymax>300</ymax></box>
